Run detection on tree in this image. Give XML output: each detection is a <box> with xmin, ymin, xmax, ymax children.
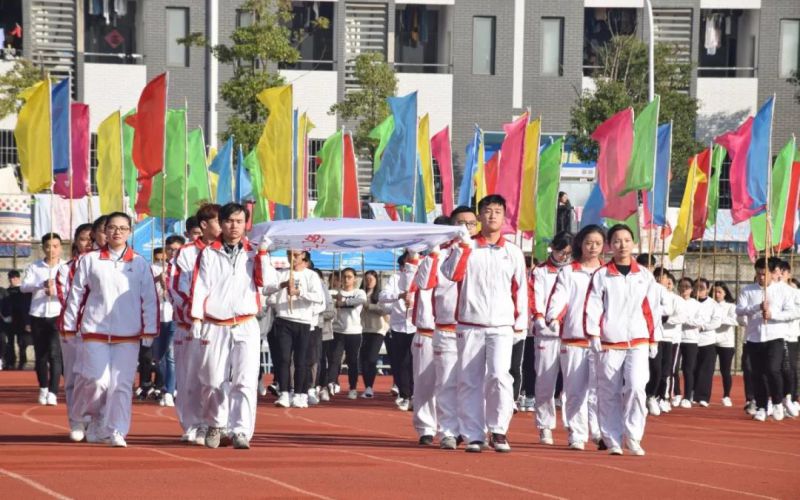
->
<box><xmin>181</xmin><ymin>0</ymin><xmax>329</xmax><ymax>150</ymax></box>
<box><xmin>569</xmin><ymin>36</ymin><xmax>701</xmax><ymax>192</ymax></box>
<box><xmin>0</xmin><ymin>58</ymin><xmax>44</xmax><ymax>120</ymax></box>
<box><xmin>329</xmin><ymin>52</ymin><xmax>397</xmax><ymax>152</ymax></box>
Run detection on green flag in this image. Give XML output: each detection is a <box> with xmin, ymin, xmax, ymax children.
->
<box><xmin>313</xmin><ymin>130</ymin><xmax>344</xmax><ymax>218</ymax></box>
<box><xmin>622</xmin><ymin>96</ymin><xmax>660</xmax><ymax>195</ymax></box>
<box><xmin>149</xmin><ymin>109</ymin><xmax>187</xmax><ymax>219</ymax></box>
<box><xmin>751</xmin><ymin>138</ymin><xmax>797</xmax><ymax>251</ymax></box>
<box><xmin>186</xmin><ymin>128</ymin><xmax>211</xmax><ymax>213</ymax></box>
<box><xmin>368</xmin><ymin>115</ymin><xmax>394</xmax><ymax>173</ymax></box>
<box><xmin>606</xmin><ymin>212</ymin><xmax>640</xmax><ymax>243</ymax></box>
<box><xmin>705</xmin><ymin>144</ymin><xmax>727</xmax><ymax>228</ymax></box>
<box><xmin>122</xmin><ymin>109</ymin><xmax>137</xmax><ymax>212</ymax></box>
<box><xmin>243</xmin><ymin>149</ymin><xmax>270</xmax><ymax>223</ymax></box>
<box><xmin>534</xmin><ymin>138</ymin><xmax>563</xmax><ymax>261</ymax></box>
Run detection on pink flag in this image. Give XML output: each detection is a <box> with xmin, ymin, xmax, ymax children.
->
<box><xmin>496</xmin><ymin>113</ymin><xmax>528</xmax><ymax>232</ymax></box>
<box><xmin>53</xmin><ymin>103</ymin><xmax>90</xmax><ymax>199</ymax></box>
<box><xmin>592</xmin><ymin>108</ymin><xmax>637</xmax><ymax>220</ymax></box>
<box><xmin>430</xmin><ymin>126</ymin><xmax>454</xmax><ymax>216</ymax></box>
<box><xmin>715</xmin><ymin>117</ymin><xmax>754</xmax><ymax>224</ymax></box>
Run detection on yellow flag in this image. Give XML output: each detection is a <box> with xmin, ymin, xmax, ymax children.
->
<box><xmin>256</xmin><ymin>85</ymin><xmax>293</xmax><ymax>206</ymax></box>
<box><xmin>668</xmin><ymin>155</ymin><xmax>707</xmax><ymax>261</ymax></box>
<box><xmin>295</xmin><ymin>112</ymin><xmax>315</xmax><ymax>217</ymax></box>
<box><xmin>14</xmin><ymin>80</ymin><xmax>52</xmax><ymax>193</ymax></box>
<box><xmin>97</xmin><ymin>111</ymin><xmax>123</xmax><ymax>213</ymax></box>
<box><xmin>474</xmin><ymin>129</ymin><xmax>486</xmax><ymax>203</ymax></box>
<box><xmin>417</xmin><ymin>114</ymin><xmax>435</xmax><ymax>213</ymax></box>
<box><xmin>518</xmin><ymin>118</ymin><xmax>541</xmax><ymax>232</ymax></box>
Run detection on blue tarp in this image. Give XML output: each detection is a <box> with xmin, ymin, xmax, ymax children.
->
<box><xmin>132</xmin><ymin>217</ymin><xmax>182</xmax><ymax>262</ymax></box>
<box><xmin>309</xmin><ymin>250</ymin><xmax>400</xmax><ymax>271</ymax></box>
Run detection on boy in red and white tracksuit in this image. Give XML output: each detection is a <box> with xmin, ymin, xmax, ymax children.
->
<box><xmin>442</xmin><ymin>195</ymin><xmax>527</xmax><ymax>453</ymax></box>
<box><xmin>190</xmin><ymin>204</ymin><xmax>277</xmax><ymax>449</ymax></box>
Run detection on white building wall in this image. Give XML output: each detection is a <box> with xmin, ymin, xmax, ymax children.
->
<box><xmin>83</xmin><ymin>63</ymin><xmax>148</xmax><ymax>132</ymax></box>
<box><xmin>280</xmin><ymin>70</ymin><xmax>338</xmax><ymax>140</ymax></box>
<box><xmin>396</xmin><ymin>73</ymin><xmax>453</xmax><ymax>136</ymax></box>
<box><xmin>696</xmin><ymin>77</ymin><xmax>758</xmax><ymax>143</ymax></box>
<box><xmin>700</xmin><ymin>0</ymin><xmax>761</xmax><ymax>9</ymax></box>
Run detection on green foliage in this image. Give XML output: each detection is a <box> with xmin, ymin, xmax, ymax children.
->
<box><xmin>180</xmin><ymin>0</ymin><xmax>329</xmax><ymax>150</ymax></box>
<box><xmin>329</xmin><ymin>53</ymin><xmax>397</xmax><ymax>152</ymax></box>
<box><xmin>0</xmin><ymin>58</ymin><xmax>44</xmax><ymax>120</ymax></box>
<box><xmin>569</xmin><ymin>36</ymin><xmax>702</xmax><ymax>191</ymax></box>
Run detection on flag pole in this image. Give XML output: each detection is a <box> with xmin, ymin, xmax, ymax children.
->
<box><xmin>67</xmin><ymin>77</ymin><xmax>74</xmax><ymax>238</ymax></box>
<box><xmin>183</xmin><ymin>98</ymin><xmax>189</xmax><ymax>227</ymax></box>
<box><xmin>199</xmin><ymin>126</ymin><xmax>212</xmax><ymax>200</ymax></box>
<box><xmin>161</xmin><ymin>72</ymin><xmax>169</xmax><ymax>300</ymax></box>
<box><xmin>763</xmin><ymin>94</ymin><xmax>776</xmax><ymax>300</ymax></box>
<box><xmin>697</xmin><ymin>142</ymin><xmax>713</xmax><ymax>280</ymax></box>
<box><xmin>229</xmin><ymin>135</ymin><xmax>235</xmax><ymax>202</ymax></box>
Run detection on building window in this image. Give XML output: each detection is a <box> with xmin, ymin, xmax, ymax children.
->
<box><xmin>0</xmin><ymin>1</ymin><xmax>23</xmax><ymax>59</ymax></box>
<box><xmin>84</xmin><ymin>0</ymin><xmax>139</xmax><ymax>64</ymax></box>
<box><xmin>394</xmin><ymin>5</ymin><xmax>450</xmax><ymax>74</ymax></box>
<box><xmin>472</xmin><ymin>16</ymin><xmax>495</xmax><ymax>75</ymax></box>
<box><xmin>541</xmin><ymin>17</ymin><xmax>564</xmax><ymax>76</ymax></box>
<box><xmin>780</xmin><ymin>19</ymin><xmax>800</xmax><ymax>78</ymax></box>
<box><xmin>697</xmin><ymin>9</ymin><xmax>759</xmax><ymax>78</ymax></box>
<box><xmin>237</xmin><ymin>9</ymin><xmax>255</xmax><ymax>28</ymax></box>
<box><xmin>166</xmin><ymin>7</ymin><xmax>189</xmax><ymax>67</ymax></box>
<box><xmin>583</xmin><ymin>8</ymin><xmax>636</xmax><ymax>76</ymax></box>
<box><xmin>280</xmin><ymin>1</ymin><xmax>335</xmax><ymax>71</ymax></box>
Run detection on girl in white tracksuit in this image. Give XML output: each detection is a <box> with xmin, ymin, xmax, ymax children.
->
<box><xmin>693</xmin><ymin>278</ymin><xmax>723</xmax><ymax>406</ymax></box>
<box><xmin>545</xmin><ymin>225</ymin><xmax>604</xmax><ymax>450</ymax></box>
<box><xmin>660</xmin><ymin>274</ymin><xmax>684</xmax><ymax>411</ymax></box>
<box><xmin>530</xmin><ymin>231</ymin><xmax>573</xmax><ymax>445</ymax></box>
<box><xmin>584</xmin><ymin>224</ymin><xmax>657</xmax><ymax>456</ymax></box>
<box><xmin>62</xmin><ymin>212</ymin><xmax>159</xmax><ymax>447</ymax></box>
<box><xmin>645</xmin><ymin>268</ymin><xmax>678</xmax><ymax>417</ymax></box>
<box><xmin>673</xmin><ymin>277</ymin><xmax>698</xmax><ymax>406</ymax></box>
<box><xmin>712</xmin><ymin>281</ymin><xmax>737</xmax><ymax>406</ymax></box>
<box><xmin>329</xmin><ymin>267</ymin><xmax>367</xmax><ymax>399</ymax></box>
<box><xmin>680</xmin><ymin>278</ymin><xmax>721</xmax><ymax>408</ymax></box>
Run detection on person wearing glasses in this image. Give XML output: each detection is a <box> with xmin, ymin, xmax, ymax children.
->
<box><xmin>530</xmin><ymin>231</ymin><xmax>573</xmax><ymax>446</ymax></box>
<box><xmin>62</xmin><ymin>212</ymin><xmax>159</xmax><ymax>447</ymax></box>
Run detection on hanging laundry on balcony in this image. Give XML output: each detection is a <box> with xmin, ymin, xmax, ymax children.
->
<box><xmin>704</xmin><ymin>14</ymin><xmax>722</xmax><ymax>56</ymax></box>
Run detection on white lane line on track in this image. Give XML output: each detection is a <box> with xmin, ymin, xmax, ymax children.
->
<box><xmin>0</xmin><ymin>467</ymin><xmax>74</xmax><ymax>500</ymax></box>
<box><xmin>648</xmin><ymin>433</ymin><xmax>800</xmax><ymax>458</ymax></box>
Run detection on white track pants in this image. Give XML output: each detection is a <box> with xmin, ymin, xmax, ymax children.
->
<box><xmin>457</xmin><ymin>326</ymin><xmax>514</xmax><ymax>442</ymax></box>
<box><xmin>596</xmin><ymin>345</ymin><xmax>649</xmax><ymax>449</ymax></box>
<box><xmin>174</xmin><ymin>327</ymin><xmax>207</xmax><ymax>432</ymax></box>
<box><xmin>534</xmin><ymin>336</ymin><xmax>561</xmax><ymax>430</ymax></box>
<box><xmin>412</xmin><ymin>334</ymin><xmax>437</xmax><ymax>437</ymax></box>
<box><xmin>74</xmin><ymin>341</ymin><xmax>139</xmax><ymax>438</ymax></box>
<box><xmin>559</xmin><ymin>345</ymin><xmax>600</xmax><ymax>444</ymax></box>
<box><xmin>60</xmin><ymin>336</ymin><xmax>82</xmax><ymax>427</ymax></box>
<box><xmin>198</xmin><ymin>319</ymin><xmax>260</xmax><ymax>439</ymax></box>
<box><xmin>433</xmin><ymin>330</ymin><xmax>459</xmax><ymax>439</ymax></box>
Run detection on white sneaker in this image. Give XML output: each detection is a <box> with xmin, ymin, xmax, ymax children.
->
<box><xmin>180</xmin><ymin>427</ymin><xmax>197</xmax><ymax>443</ymax></box>
<box><xmin>647</xmin><ymin>397</ymin><xmax>661</xmax><ymax>416</ymax></box>
<box><xmin>745</xmin><ymin>400</ymin><xmax>757</xmax><ymax>415</ymax></box>
<box><xmin>347</xmin><ymin>389</ymin><xmax>358</xmax><ymax>400</ymax></box>
<box><xmin>767</xmin><ymin>400</ymin><xmax>774</xmax><ymax>416</ymax></box>
<box><xmin>390</xmin><ymin>384</ymin><xmax>399</xmax><ymax>396</ymax></box>
<box><xmin>194</xmin><ymin>427</ymin><xmax>207</xmax><ymax>446</ymax></box>
<box><xmin>609</xmin><ymin>446</ymin><xmax>623</xmax><ymax>455</ymax></box>
<box><xmin>539</xmin><ymin>429</ymin><xmax>554</xmax><ymax>445</ymax></box>
<box><xmin>333</xmin><ymin>383</ymin><xmax>341</xmax><ymax>395</ymax></box>
<box><xmin>698</xmin><ymin>400</ymin><xmax>709</xmax><ymax>408</ymax></box>
<box><xmin>793</xmin><ymin>401</ymin><xmax>800</xmax><ymax>415</ymax></box>
<box><xmin>68</xmin><ymin>423</ymin><xmax>85</xmax><ymax>442</ymax></box>
<box><xmin>671</xmin><ymin>395</ymin><xmax>682</xmax><ymax>407</ymax></box>
<box><xmin>721</xmin><ymin>397</ymin><xmax>732</xmax><ymax>407</ymax></box>
<box><xmin>291</xmin><ymin>393</ymin><xmax>309</xmax><ymax>408</ymax></box>
<box><xmin>162</xmin><ymin>393</ymin><xmax>175</xmax><ymax>407</ymax></box>
<box><xmin>783</xmin><ymin>397</ymin><xmax>799</xmax><ymax>418</ymax></box>
<box><xmin>307</xmin><ymin>389</ymin><xmax>319</xmax><ymax>406</ymax></box>
<box><xmin>319</xmin><ymin>388</ymin><xmax>330</xmax><ymax>402</ymax></box>
<box><xmin>258</xmin><ymin>380</ymin><xmax>268</xmax><ymax>397</ymax></box>
<box><xmin>753</xmin><ymin>408</ymin><xmax>767</xmax><ymax>422</ymax></box>
<box><xmin>680</xmin><ymin>399</ymin><xmax>692</xmax><ymax>409</ymax></box>
<box><xmin>523</xmin><ymin>396</ymin><xmax>535</xmax><ymax>411</ymax></box>
<box><xmin>659</xmin><ymin>399</ymin><xmax>672</xmax><ymax>413</ymax></box>
<box><xmin>46</xmin><ymin>392</ymin><xmax>57</xmax><ymax>406</ymax></box>
<box><xmin>625</xmin><ymin>438</ymin><xmax>645</xmax><ymax>456</ymax></box>
<box><xmin>396</xmin><ymin>398</ymin><xmax>410</xmax><ymax>411</ymax></box>
<box><xmin>110</xmin><ymin>431</ymin><xmax>127</xmax><ymax>448</ymax></box>
<box><xmin>158</xmin><ymin>397</ymin><xmax>166</xmax><ymax>407</ymax></box>
<box><xmin>772</xmin><ymin>403</ymin><xmax>785</xmax><ymax>421</ymax></box>
<box><xmin>362</xmin><ymin>387</ymin><xmax>374</xmax><ymax>399</ymax></box>
<box><xmin>568</xmin><ymin>441</ymin><xmax>585</xmax><ymax>451</ymax></box>
<box><xmin>275</xmin><ymin>392</ymin><xmax>291</xmax><ymax>408</ymax></box>
<box><xmin>38</xmin><ymin>388</ymin><xmax>47</xmax><ymax>405</ymax></box>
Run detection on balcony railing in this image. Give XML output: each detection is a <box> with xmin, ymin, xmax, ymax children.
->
<box><xmin>697</xmin><ymin>66</ymin><xmax>757</xmax><ymax>78</ymax></box>
<box><xmin>83</xmin><ymin>52</ymin><xmax>144</xmax><ymax>65</ymax></box>
<box><xmin>392</xmin><ymin>62</ymin><xmax>452</xmax><ymax>74</ymax></box>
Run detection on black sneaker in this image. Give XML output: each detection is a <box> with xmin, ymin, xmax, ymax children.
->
<box><xmin>490</xmin><ymin>433</ymin><xmax>511</xmax><ymax>453</ymax></box>
<box><xmin>267</xmin><ymin>383</ymin><xmax>280</xmax><ymax>397</ymax></box>
<box><xmin>597</xmin><ymin>439</ymin><xmax>608</xmax><ymax>451</ymax></box>
<box><xmin>456</xmin><ymin>435</ymin><xmax>464</xmax><ymax>446</ymax></box>
<box><xmin>418</xmin><ymin>435</ymin><xmax>434</xmax><ymax>446</ymax></box>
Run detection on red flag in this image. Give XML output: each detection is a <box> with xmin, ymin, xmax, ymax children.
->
<box><xmin>130</xmin><ymin>73</ymin><xmax>167</xmax><ymax>179</ymax></box>
<box><xmin>715</xmin><ymin>117</ymin><xmax>754</xmax><ymax>224</ymax></box>
<box><xmin>485</xmin><ymin>152</ymin><xmax>499</xmax><ymax>195</ymax></box>
<box><xmin>778</xmin><ymin>161</ymin><xmax>800</xmax><ymax>251</ymax></box>
<box><xmin>691</xmin><ymin>148</ymin><xmax>712</xmax><ymax>240</ymax></box>
<box><xmin>496</xmin><ymin>113</ymin><xmax>528</xmax><ymax>232</ymax></box>
<box><xmin>135</xmin><ymin>177</ymin><xmax>153</xmax><ymax>215</ymax></box>
<box><xmin>385</xmin><ymin>203</ymin><xmax>400</xmax><ymax>221</ymax></box>
<box><xmin>342</xmin><ymin>132</ymin><xmax>361</xmax><ymax>218</ymax></box>
<box><xmin>430</xmin><ymin>126</ymin><xmax>454</xmax><ymax>216</ymax></box>
<box><xmin>591</xmin><ymin>108</ymin><xmax>637</xmax><ymax>220</ymax></box>
<box><xmin>53</xmin><ymin>103</ymin><xmax>91</xmax><ymax>199</ymax></box>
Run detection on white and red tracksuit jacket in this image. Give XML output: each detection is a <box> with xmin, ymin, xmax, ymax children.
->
<box><xmin>441</xmin><ymin>235</ymin><xmax>528</xmax><ymax>332</ymax></box>
<box><xmin>404</xmin><ymin>257</ymin><xmax>435</xmax><ymax>336</ymax></box>
<box><xmin>545</xmin><ymin>262</ymin><xmax>600</xmax><ymax>347</ymax></box>
<box><xmin>190</xmin><ymin>238</ymin><xmax>278</xmax><ymax>324</ymax></box>
<box><xmin>61</xmin><ymin>245</ymin><xmax>159</xmax><ymax>342</ymax></box>
<box><xmin>170</xmin><ymin>239</ymin><xmax>206</xmax><ymax>330</ymax></box>
<box><xmin>55</xmin><ymin>256</ymin><xmax>82</xmax><ymax>335</ymax></box>
<box><xmin>583</xmin><ymin>260</ymin><xmax>657</xmax><ymax>348</ymax></box>
<box><xmin>413</xmin><ymin>244</ymin><xmax>458</xmax><ymax>333</ymax></box>
<box><xmin>529</xmin><ymin>260</ymin><xmax>562</xmax><ymax>338</ymax></box>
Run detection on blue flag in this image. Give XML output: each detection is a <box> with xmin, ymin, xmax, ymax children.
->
<box><xmin>371</xmin><ymin>92</ymin><xmax>417</xmax><ymax>205</ymax></box>
<box><xmin>235</xmin><ymin>145</ymin><xmax>252</xmax><ymax>202</ymax></box>
<box><xmin>648</xmin><ymin>123</ymin><xmax>671</xmax><ymax>226</ymax></box>
<box><xmin>746</xmin><ymin>95</ymin><xmax>774</xmax><ymax>213</ymax></box>
<box><xmin>210</xmin><ymin>137</ymin><xmax>233</xmax><ymax>204</ymax></box>
<box><xmin>457</xmin><ymin>126</ymin><xmax>481</xmax><ymax>207</ymax></box>
<box><xmin>580</xmin><ymin>184</ymin><xmax>606</xmax><ymax>229</ymax></box>
<box><xmin>414</xmin><ymin>155</ymin><xmax>427</xmax><ymax>223</ymax></box>
<box><xmin>51</xmin><ymin>78</ymin><xmax>70</xmax><ymax>174</ymax></box>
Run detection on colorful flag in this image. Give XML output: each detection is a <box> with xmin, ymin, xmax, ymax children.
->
<box><xmin>186</xmin><ymin>128</ymin><xmax>211</xmax><ymax>213</ymax></box>
<box><xmin>417</xmin><ymin>114</ymin><xmax>435</xmax><ymax>213</ymax></box>
<box><xmin>148</xmin><ymin>109</ymin><xmax>187</xmax><ymax>218</ymax></box>
<box><xmin>534</xmin><ymin>138</ymin><xmax>563</xmax><ymax>261</ymax></box>
<box><xmin>414</xmin><ymin>160</ymin><xmax>426</xmax><ymax>223</ymax></box>
<box><xmin>343</xmin><ymin>132</ymin><xmax>361</xmax><ymax>218</ymax></box>
<box><xmin>50</xmin><ymin>78</ymin><xmax>70</xmax><ymax>174</ymax></box>
<box><xmin>622</xmin><ymin>96</ymin><xmax>660</xmax><ymax>195</ymax></box>
<box><xmin>122</xmin><ymin>108</ymin><xmax>137</xmax><ymax>212</ymax></box>
<box><xmin>705</xmin><ymin>144</ymin><xmax>727</xmax><ymax>229</ymax></box>
<box><xmin>243</xmin><ymin>149</ymin><xmax>270</xmax><ymax>223</ymax></box>
<box><xmin>484</xmin><ymin>152</ymin><xmax>499</xmax><ymax>195</ymax></box>
<box><xmin>96</xmin><ymin>110</ymin><xmax>123</xmax><ymax>214</ymax></box>
<box><xmin>643</xmin><ymin>123</ymin><xmax>672</xmax><ymax>227</ymax></box>
<box><xmin>295</xmin><ymin>112</ymin><xmax>315</xmax><ymax>218</ymax></box>
<box><xmin>496</xmin><ymin>112</ymin><xmax>528</xmax><ymax>233</ymax></box>
<box><xmin>236</xmin><ymin>145</ymin><xmax>253</xmax><ymax>202</ymax></box>
<box><xmin>591</xmin><ymin>108</ymin><xmax>637</xmax><ymax>220</ymax></box>
<box><xmin>430</xmin><ymin>126</ymin><xmax>454</xmax><ymax>216</ymax></box>
<box><xmin>780</xmin><ymin>160</ymin><xmax>800</xmax><ymax>251</ymax></box>
<box><xmin>518</xmin><ymin>118</ymin><xmax>541</xmax><ymax>232</ymax></box>
<box><xmin>746</xmin><ymin>96</ymin><xmax>774</xmax><ymax>214</ymax></box>
<box><xmin>54</xmin><ymin>103</ymin><xmax>90</xmax><ymax>198</ymax></box>
<box><xmin>129</xmin><ymin>73</ymin><xmax>167</xmax><ymax>179</ymax></box>
<box><xmin>314</xmin><ymin>130</ymin><xmax>344</xmax><ymax>218</ymax></box>
<box><xmin>368</xmin><ymin>115</ymin><xmax>394</xmax><ymax>173</ymax></box>
<box><xmin>715</xmin><ymin>117</ymin><xmax>754</xmax><ymax>224</ymax></box>
<box><xmin>473</xmin><ymin>129</ymin><xmax>487</xmax><ymax>203</ymax></box>
<box><xmin>256</xmin><ymin>85</ymin><xmax>293</xmax><ymax>206</ymax></box>
<box><xmin>580</xmin><ymin>184</ymin><xmax>605</xmax><ymax>229</ymax></box>
<box><xmin>14</xmin><ymin>80</ymin><xmax>52</xmax><ymax>193</ymax></box>
<box><xmin>372</xmin><ymin>92</ymin><xmax>417</xmax><ymax>206</ymax></box>
<box><xmin>751</xmin><ymin>138</ymin><xmax>797</xmax><ymax>252</ymax></box>
<box><xmin>210</xmin><ymin>137</ymin><xmax>234</xmax><ymax>205</ymax></box>
<box><xmin>690</xmin><ymin>148</ymin><xmax>712</xmax><ymax>240</ymax></box>
<box><xmin>457</xmin><ymin>127</ymin><xmax>481</xmax><ymax>207</ymax></box>
<box><xmin>668</xmin><ymin>152</ymin><xmax>709</xmax><ymax>260</ymax></box>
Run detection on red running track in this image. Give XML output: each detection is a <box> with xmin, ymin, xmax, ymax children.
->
<box><xmin>0</xmin><ymin>372</ymin><xmax>798</xmax><ymax>499</ymax></box>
